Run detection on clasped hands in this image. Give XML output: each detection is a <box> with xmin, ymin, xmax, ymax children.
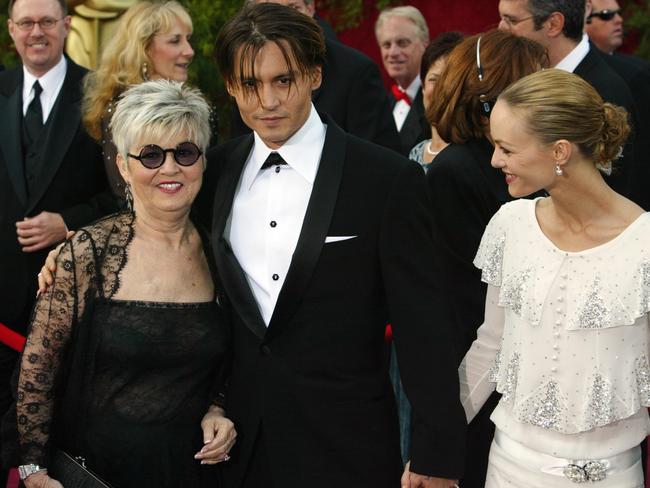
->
<box><xmin>402</xmin><ymin>461</ymin><xmax>459</xmax><ymax>488</ymax></box>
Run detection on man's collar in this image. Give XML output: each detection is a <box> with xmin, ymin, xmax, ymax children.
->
<box><xmin>242</xmin><ymin>104</ymin><xmax>326</xmax><ymax>190</ymax></box>
<box><xmin>22</xmin><ymin>56</ymin><xmax>67</xmax><ymax>93</ymax></box>
<box><xmin>555</xmin><ymin>33</ymin><xmax>590</xmax><ymax>73</ymax></box>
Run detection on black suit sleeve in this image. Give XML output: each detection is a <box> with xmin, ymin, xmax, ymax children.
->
<box><xmin>379</xmin><ymin>161</ymin><xmax>466</xmax><ymax>478</ymax></box>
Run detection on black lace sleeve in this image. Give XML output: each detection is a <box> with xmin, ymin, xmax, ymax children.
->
<box><xmin>17</xmin><ymin>231</ymin><xmax>96</xmax><ymax>466</ymax></box>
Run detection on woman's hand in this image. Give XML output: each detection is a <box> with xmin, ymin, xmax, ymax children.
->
<box><xmin>36</xmin><ymin>233</ymin><xmax>73</xmax><ymax>295</ymax></box>
<box><xmin>24</xmin><ymin>470</ymin><xmax>63</xmax><ymax>488</ymax></box>
<box><xmin>195</xmin><ymin>405</ymin><xmax>236</xmax><ymax>464</ymax></box>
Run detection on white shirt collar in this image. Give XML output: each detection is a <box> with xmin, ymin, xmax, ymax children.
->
<box><xmin>398</xmin><ymin>75</ymin><xmax>421</xmax><ymax>101</ymax></box>
<box><xmin>555</xmin><ymin>34</ymin><xmax>590</xmax><ymax>73</ymax></box>
<box><xmin>22</xmin><ymin>55</ymin><xmax>67</xmax><ymax>121</ymax></box>
<box><xmin>242</xmin><ymin>104</ymin><xmax>326</xmax><ymax>190</ymax></box>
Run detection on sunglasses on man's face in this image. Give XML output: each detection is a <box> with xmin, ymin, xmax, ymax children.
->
<box><xmin>588</xmin><ymin>8</ymin><xmax>622</xmax><ymax>21</ymax></box>
<box><xmin>127</xmin><ymin>142</ymin><xmax>203</xmax><ymax>169</ymax></box>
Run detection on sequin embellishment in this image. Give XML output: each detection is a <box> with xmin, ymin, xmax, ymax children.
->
<box><xmin>576</xmin><ymin>278</ymin><xmax>611</xmax><ymax>329</ymax></box>
<box><xmin>500</xmin><ymin>269</ymin><xmax>532</xmax><ymax>317</ymax></box>
<box><xmin>526</xmin><ymin>381</ymin><xmax>562</xmax><ymax>430</ymax></box>
<box><xmin>479</xmin><ymin>233</ymin><xmax>505</xmax><ymax>285</ymax></box>
<box><xmin>500</xmin><ymin>353</ymin><xmax>520</xmax><ymax>403</ymax></box>
<box><xmin>635</xmin><ymin>355</ymin><xmax>650</xmax><ymax>405</ymax></box>
<box><xmin>585</xmin><ymin>374</ymin><xmax>615</xmax><ymax>428</ymax></box>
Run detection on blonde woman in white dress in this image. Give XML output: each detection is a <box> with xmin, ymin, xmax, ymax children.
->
<box><xmin>460</xmin><ymin>68</ymin><xmax>649</xmax><ymax>487</ymax></box>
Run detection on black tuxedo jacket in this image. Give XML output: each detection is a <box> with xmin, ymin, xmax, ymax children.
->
<box><xmin>574</xmin><ymin>47</ymin><xmax>638</xmax><ymax>196</ymax></box>
<box><xmin>0</xmin><ymin>60</ymin><xmax>110</xmax><ymax>333</ymax></box>
<box><xmin>205</xmin><ymin>118</ymin><xmax>466</xmax><ymax>487</ymax></box>
<box><xmin>600</xmin><ymin>51</ymin><xmax>650</xmax><ymax>210</ymax></box>
<box><xmin>229</xmin><ymin>39</ymin><xmax>401</xmax><ymax>153</ymax></box>
<box><xmin>393</xmin><ymin>87</ymin><xmax>429</xmax><ymax>156</ymax></box>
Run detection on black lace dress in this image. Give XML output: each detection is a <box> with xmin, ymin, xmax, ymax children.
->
<box><xmin>16</xmin><ymin>213</ymin><xmax>227</xmax><ymax>488</ymax></box>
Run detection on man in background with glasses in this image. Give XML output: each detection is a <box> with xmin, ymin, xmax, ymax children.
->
<box><xmin>585</xmin><ymin>0</ymin><xmax>623</xmax><ymax>54</ymax></box>
<box><xmin>0</xmin><ymin>0</ymin><xmax>110</xmax><ymax>480</ymax></box>
<box><xmin>497</xmin><ymin>0</ymin><xmax>638</xmax><ymax>202</ymax></box>
<box><xmin>584</xmin><ymin>0</ymin><xmax>650</xmax><ymax>211</ymax></box>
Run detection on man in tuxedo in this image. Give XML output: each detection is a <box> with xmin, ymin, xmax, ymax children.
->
<box><xmin>206</xmin><ymin>4</ymin><xmax>465</xmax><ymax>488</ymax></box>
<box><xmin>585</xmin><ymin>0</ymin><xmax>623</xmax><ymax>54</ymax></box>
<box><xmin>375</xmin><ymin>6</ymin><xmax>429</xmax><ymax>155</ymax></box>
<box><xmin>585</xmin><ymin>0</ymin><xmax>650</xmax><ymax>209</ymax></box>
<box><xmin>498</xmin><ymin>0</ymin><xmax>637</xmax><ymax>198</ymax></box>
<box><xmin>230</xmin><ymin>0</ymin><xmax>401</xmax><ymax>153</ymax></box>
<box><xmin>0</xmin><ymin>0</ymin><xmax>109</xmax><ymax>476</ymax></box>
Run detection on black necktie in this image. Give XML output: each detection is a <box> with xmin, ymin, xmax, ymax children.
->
<box><xmin>24</xmin><ymin>80</ymin><xmax>44</xmax><ymax>144</ymax></box>
<box><xmin>261</xmin><ymin>152</ymin><xmax>287</xmax><ymax>170</ymax></box>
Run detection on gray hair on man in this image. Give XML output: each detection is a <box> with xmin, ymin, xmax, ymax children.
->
<box><xmin>375</xmin><ymin>5</ymin><xmax>429</xmax><ymax>42</ymax></box>
<box><xmin>110</xmin><ymin>80</ymin><xmax>211</xmax><ymax>165</ymax></box>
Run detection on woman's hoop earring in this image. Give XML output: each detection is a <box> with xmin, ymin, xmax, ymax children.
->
<box><xmin>555</xmin><ymin>163</ymin><xmax>563</xmax><ymax>176</ymax></box>
<box><xmin>125</xmin><ymin>183</ymin><xmax>134</xmax><ymax>212</ymax></box>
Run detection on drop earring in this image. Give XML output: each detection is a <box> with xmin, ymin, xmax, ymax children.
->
<box><xmin>555</xmin><ymin>163</ymin><xmax>563</xmax><ymax>176</ymax></box>
<box><xmin>125</xmin><ymin>183</ymin><xmax>134</xmax><ymax>212</ymax></box>
<box><xmin>141</xmin><ymin>61</ymin><xmax>149</xmax><ymax>81</ymax></box>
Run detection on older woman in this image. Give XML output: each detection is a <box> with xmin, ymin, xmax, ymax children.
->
<box><xmin>461</xmin><ymin>69</ymin><xmax>647</xmax><ymax>487</ymax></box>
<box><xmin>82</xmin><ymin>1</ymin><xmax>196</xmax><ymax>203</ymax></box>
<box><xmin>408</xmin><ymin>31</ymin><xmax>464</xmax><ymax>172</ymax></box>
<box><xmin>17</xmin><ymin>81</ymin><xmax>234</xmax><ymax>488</ymax></box>
<box><xmin>423</xmin><ymin>30</ymin><xmax>547</xmax><ymax>488</ymax></box>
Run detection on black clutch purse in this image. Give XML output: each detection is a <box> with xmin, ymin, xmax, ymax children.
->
<box><xmin>48</xmin><ymin>450</ymin><xmax>113</xmax><ymax>488</ymax></box>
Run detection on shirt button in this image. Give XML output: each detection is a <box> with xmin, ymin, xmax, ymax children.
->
<box><xmin>561</xmin><ymin>274</ymin><xmax>568</xmax><ymax>279</ymax></box>
<box><xmin>275</xmin><ymin>166</ymin><xmax>281</xmax><ymax>173</ymax></box>
<box><xmin>553</xmin><ymin>344</ymin><xmax>559</xmax><ymax>350</ymax></box>
<box><xmin>270</xmin><ymin>221</ymin><xmax>277</xmax><ymax>228</ymax></box>
<box><xmin>261</xmin><ymin>345</ymin><xmax>271</xmax><ymax>355</ymax></box>
<box><xmin>559</xmin><ymin>284</ymin><xmax>566</xmax><ymax>290</ymax></box>
<box><xmin>551</xmin><ymin>367</ymin><xmax>558</xmax><ymax>373</ymax></box>
<box><xmin>272</xmin><ymin>274</ymin><xmax>279</xmax><ymax>281</ymax></box>
<box><xmin>552</xmin><ymin>355</ymin><xmax>558</xmax><ymax>361</ymax></box>
<box><xmin>556</xmin><ymin>308</ymin><xmax>562</xmax><ymax>313</ymax></box>
<box><xmin>554</xmin><ymin>332</ymin><xmax>560</xmax><ymax>338</ymax></box>
<box><xmin>555</xmin><ymin>320</ymin><xmax>562</xmax><ymax>326</ymax></box>
<box><xmin>557</xmin><ymin>297</ymin><xmax>564</xmax><ymax>302</ymax></box>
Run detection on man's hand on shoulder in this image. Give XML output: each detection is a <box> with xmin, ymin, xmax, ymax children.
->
<box><xmin>402</xmin><ymin>461</ymin><xmax>459</xmax><ymax>488</ymax></box>
<box><xmin>16</xmin><ymin>211</ymin><xmax>67</xmax><ymax>252</ymax></box>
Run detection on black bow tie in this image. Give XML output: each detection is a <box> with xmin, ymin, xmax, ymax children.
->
<box><xmin>261</xmin><ymin>152</ymin><xmax>287</xmax><ymax>170</ymax></box>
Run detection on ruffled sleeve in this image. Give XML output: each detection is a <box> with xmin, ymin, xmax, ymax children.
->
<box><xmin>17</xmin><ymin>230</ymin><xmax>96</xmax><ymax>466</ymax></box>
<box><xmin>473</xmin><ymin>205</ymin><xmax>508</xmax><ymax>286</ymax></box>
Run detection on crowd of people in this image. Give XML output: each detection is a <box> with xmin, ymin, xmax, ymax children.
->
<box><xmin>0</xmin><ymin>0</ymin><xmax>649</xmax><ymax>487</ymax></box>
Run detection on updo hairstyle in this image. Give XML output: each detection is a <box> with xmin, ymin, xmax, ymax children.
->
<box><xmin>498</xmin><ymin>69</ymin><xmax>630</xmax><ymax>171</ymax></box>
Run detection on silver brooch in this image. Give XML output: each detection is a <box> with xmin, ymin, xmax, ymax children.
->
<box><xmin>562</xmin><ymin>460</ymin><xmax>608</xmax><ymax>483</ymax></box>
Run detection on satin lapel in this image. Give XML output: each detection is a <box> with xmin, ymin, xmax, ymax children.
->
<box><xmin>0</xmin><ymin>71</ymin><xmax>27</xmax><ymax>205</ymax></box>
<box><xmin>211</xmin><ymin>136</ymin><xmax>268</xmax><ymax>339</ymax></box>
<box><xmin>267</xmin><ymin>119</ymin><xmax>346</xmax><ymax>332</ymax></box>
<box><xmin>26</xmin><ymin>64</ymin><xmax>81</xmax><ymax>214</ymax></box>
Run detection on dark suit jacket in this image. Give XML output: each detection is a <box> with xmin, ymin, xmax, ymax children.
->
<box><xmin>574</xmin><ymin>46</ymin><xmax>638</xmax><ymax>197</ymax></box>
<box><xmin>229</xmin><ymin>39</ymin><xmax>401</xmax><ymax>153</ymax></box>
<box><xmin>600</xmin><ymin>51</ymin><xmax>650</xmax><ymax>210</ymax></box>
<box><xmin>394</xmin><ymin>87</ymin><xmax>429</xmax><ymax>156</ymax></box>
<box><xmin>205</xmin><ymin>118</ymin><xmax>466</xmax><ymax>487</ymax></box>
<box><xmin>315</xmin><ymin>14</ymin><xmax>337</xmax><ymax>41</ymax></box>
<box><xmin>0</xmin><ymin>60</ymin><xmax>110</xmax><ymax>333</ymax></box>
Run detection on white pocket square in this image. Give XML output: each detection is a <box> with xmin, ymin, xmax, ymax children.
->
<box><xmin>325</xmin><ymin>235</ymin><xmax>357</xmax><ymax>243</ymax></box>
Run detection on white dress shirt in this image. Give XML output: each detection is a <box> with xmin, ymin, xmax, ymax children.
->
<box><xmin>22</xmin><ymin>55</ymin><xmax>67</xmax><ymax>123</ymax></box>
<box><xmin>460</xmin><ymin>198</ymin><xmax>650</xmax><ymax>460</ymax></box>
<box><xmin>555</xmin><ymin>33</ymin><xmax>590</xmax><ymax>72</ymax></box>
<box><xmin>226</xmin><ymin>105</ymin><xmax>326</xmax><ymax>325</ymax></box>
<box><xmin>393</xmin><ymin>76</ymin><xmax>421</xmax><ymax>132</ymax></box>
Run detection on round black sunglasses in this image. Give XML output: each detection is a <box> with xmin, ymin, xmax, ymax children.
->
<box><xmin>128</xmin><ymin>141</ymin><xmax>203</xmax><ymax>169</ymax></box>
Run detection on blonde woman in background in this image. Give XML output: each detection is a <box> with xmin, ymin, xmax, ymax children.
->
<box><xmin>460</xmin><ymin>69</ymin><xmax>648</xmax><ymax>487</ymax></box>
<box><xmin>82</xmin><ymin>0</ymin><xmax>195</xmax><ymax>204</ymax></box>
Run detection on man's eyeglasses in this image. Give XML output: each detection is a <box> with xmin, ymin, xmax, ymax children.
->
<box><xmin>11</xmin><ymin>17</ymin><xmax>64</xmax><ymax>31</ymax></box>
<box><xmin>588</xmin><ymin>9</ymin><xmax>622</xmax><ymax>21</ymax></box>
<box><xmin>500</xmin><ymin>15</ymin><xmax>535</xmax><ymax>28</ymax></box>
<box><xmin>128</xmin><ymin>142</ymin><xmax>203</xmax><ymax>169</ymax></box>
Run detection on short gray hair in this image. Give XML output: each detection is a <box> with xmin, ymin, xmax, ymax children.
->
<box><xmin>375</xmin><ymin>6</ymin><xmax>429</xmax><ymax>43</ymax></box>
<box><xmin>110</xmin><ymin>80</ymin><xmax>211</xmax><ymax>163</ymax></box>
